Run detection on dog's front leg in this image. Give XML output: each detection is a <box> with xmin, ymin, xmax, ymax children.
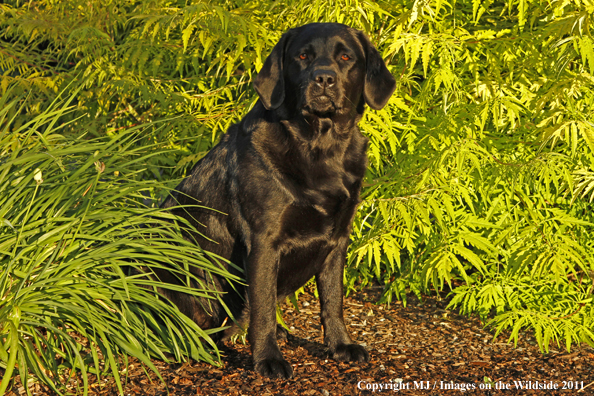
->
<box><xmin>316</xmin><ymin>240</ymin><xmax>369</xmax><ymax>363</ymax></box>
<box><xmin>247</xmin><ymin>243</ymin><xmax>294</xmax><ymax>379</ymax></box>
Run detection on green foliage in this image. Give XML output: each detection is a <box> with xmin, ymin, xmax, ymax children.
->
<box><xmin>342</xmin><ymin>0</ymin><xmax>594</xmax><ymax>354</ymax></box>
<box><xmin>344</xmin><ymin>0</ymin><xmax>594</xmax><ymax>354</ymax></box>
<box><xmin>1</xmin><ymin>0</ymin><xmax>270</xmax><ymax>188</ymax></box>
<box><xmin>0</xmin><ymin>89</ymin><xmax>241</xmax><ymax>395</ymax></box>
<box><xmin>1</xmin><ymin>0</ymin><xmax>594</xmax><ymax>391</ymax></box>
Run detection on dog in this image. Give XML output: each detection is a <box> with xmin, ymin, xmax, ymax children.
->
<box><xmin>159</xmin><ymin>22</ymin><xmax>395</xmax><ymax>379</ymax></box>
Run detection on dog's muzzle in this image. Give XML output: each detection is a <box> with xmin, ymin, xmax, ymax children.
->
<box><xmin>305</xmin><ymin>69</ymin><xmax>340</xmax><ymax>115</ymax></box>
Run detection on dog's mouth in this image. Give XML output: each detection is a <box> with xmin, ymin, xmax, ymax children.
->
<box><xmin>304</xmin><ymin>94</ymin><xmax>339</xmax><ymax>116</ymax></box>
<box><xmin>314</xmin><ymin>94</ymin><xmax>331</xmax><ymax>102</ymax></box>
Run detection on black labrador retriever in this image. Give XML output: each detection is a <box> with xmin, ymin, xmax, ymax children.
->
<box><xmin>160</xmin><ymin>22</ymin><xmax>395</xmax><ymax>379</ymax></box>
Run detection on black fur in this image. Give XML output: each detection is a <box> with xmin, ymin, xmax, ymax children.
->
<box><xmin>160</xmin><ymin>23</ymin><xmax>395</xmax><ymax>379</ymax></box>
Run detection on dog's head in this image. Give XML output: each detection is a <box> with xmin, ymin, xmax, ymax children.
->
<box><xmin>253</xmin><ymin>23</ymin><xmax>396</xmax><ymax>117</ymax></box>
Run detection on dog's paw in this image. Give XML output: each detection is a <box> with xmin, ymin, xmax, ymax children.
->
<box><xmin>332</xmin><ymin>343</ymin><xmax>369</xmax><ymax>362</ymax></box>
<box><xmin>255</xmin><ymin>357</ymin><xmax>294</xmax><ymax>379</ymax></box>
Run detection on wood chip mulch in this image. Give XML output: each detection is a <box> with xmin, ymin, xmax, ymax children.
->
<box><xmin>8</xmin><ymin>286</ymin><xmax>594</xmax><ymax>395</ymax></box>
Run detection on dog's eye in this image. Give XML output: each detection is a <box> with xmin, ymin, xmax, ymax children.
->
<box><xmin>341</xmin><ymin>54</ymin><xmax>351</xmax><ymax>61</ymax></box>
<box><xmin>299</xmin><ymin>53</ymin><xmax>308</xmax><ymax>60</ymax></box>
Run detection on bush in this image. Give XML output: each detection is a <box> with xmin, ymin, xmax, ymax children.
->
<box><xmin>0</xmin><ymin>89</ymin><xmax>241</xmax><ymax>395</ymax></box>
<box><xmin>344</xmin><ymin>0</ymin><xmax>594</xmax><ymax>353</ymax></box>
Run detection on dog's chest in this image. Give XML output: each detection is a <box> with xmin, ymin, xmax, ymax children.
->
<box><xmin>249</xmin><ymin>119</ymin><xmax>368</xmax><ymax>249</ymax></box>
<box><xmin>277</xmin><ymin>165</ymin><xmax>363</xmax><ymax>246</ymax></box>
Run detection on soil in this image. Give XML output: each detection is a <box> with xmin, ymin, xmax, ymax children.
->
<box><xmin>7</xmin><ymin>286</ymin><xmax>594</xmax><ymax>395</ymax></box>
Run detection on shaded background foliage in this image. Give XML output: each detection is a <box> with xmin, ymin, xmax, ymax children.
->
<box><xmin>1</xmin><ymin>0</ymin><xmax>594</xmax><ymax>393</ymax></box>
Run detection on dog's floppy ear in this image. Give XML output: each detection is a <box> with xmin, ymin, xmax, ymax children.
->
<box><xmin>358</xmin><ymin>31</ymin><xmax>396</xmax><ymax>110</ymax></box>
<box><xmin>253</xmin><ymin>31</ymin><xmax>293</xmax><ymax>110</ymax></box>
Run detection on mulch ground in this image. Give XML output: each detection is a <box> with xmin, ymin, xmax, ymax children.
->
<box><xmin>8</xmin><ymin>286</ymin><xmax>594</xmax><ymax>395</ymax></box>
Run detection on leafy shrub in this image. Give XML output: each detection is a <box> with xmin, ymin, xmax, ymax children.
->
<box><xmin>345</xmin><ymin>0</ymin><xmax>594</xmax><ymax>352</ymax></box>
<box><xmin>0</xmin><ymin>89</ymin><xmax>241</xmax><ymax>395</ymax></box>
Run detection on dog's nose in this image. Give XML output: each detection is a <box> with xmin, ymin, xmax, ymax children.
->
<box><xmin>312</xmin><ymin>69</ymin><xmax>336</xmax><ymax>88</ymax></box>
